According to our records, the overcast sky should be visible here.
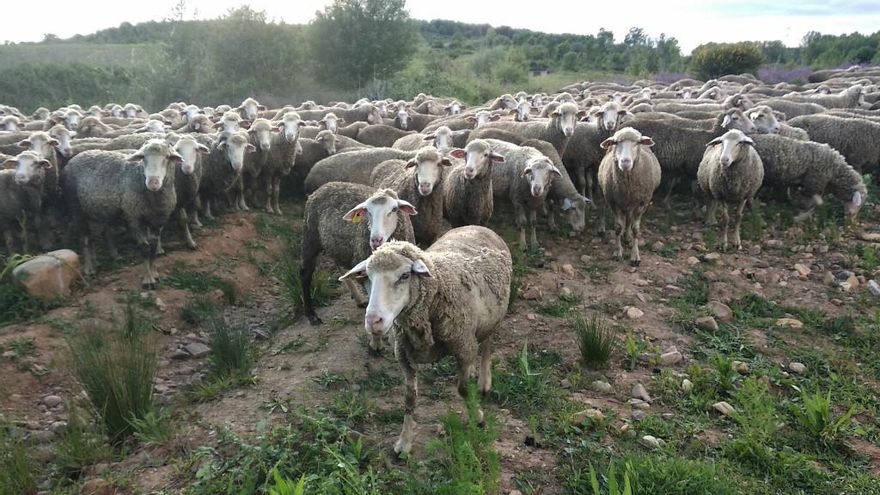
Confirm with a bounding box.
[3,0,879,53]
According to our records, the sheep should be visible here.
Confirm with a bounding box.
[301,182,416,325]
[444,139,506,227]
[782,85,868,109]
[483,102,583,156]
[697,130,764,250]
[62,141,183,288]
[483,140,562,249]
[562,101,633,198]
[750,134,867,221]
[76,117,116,138]
[168,135,210,250]
[297,103,383,127]
[289,132,339,179]
[370,146,453,245]
[70,138,112,157]
[421,110,500,133]
[199,131,256,220]
[104,133,167,152]
[356,124,415,148]
[338,225,511,455]
[1,116,21,132]
[239,118,274,211]
[47,125,75,165]
[597,127,661,265]
[236,97,266,121]
[0,152,52,253]
[261,113,304,214]
[176,114,214,134]
[389,110,439,132]
[786,114,880,172]
[392,126,462,154]
[745,105,810,140]
[487,94,518,110]
[760,98,827,118]
[304,148,418,194]
[216,111,246,133]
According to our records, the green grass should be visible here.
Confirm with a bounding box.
[539,293,581,317]
[792,389,856,447]
[0,254,51,325]
[280,248,338,318]
[130,408,175,447]
[0,424,37,495]
[180,294,220,326]
[66,304,158,444]
[571,313,618,369]
[164,263,237,303]
[1,337,36,359]
[53,405,112,480]
[491,343,564,417]
[191,318,256,402]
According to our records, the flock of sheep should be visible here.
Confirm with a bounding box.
[2,64,880,453]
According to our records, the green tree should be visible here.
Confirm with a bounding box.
[690,42,764,79]
[561,51,579,71]
[308,0,418,89]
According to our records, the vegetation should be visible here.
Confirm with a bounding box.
[572,313,618,369]
[690,42,765,79]
[0,424,37,495]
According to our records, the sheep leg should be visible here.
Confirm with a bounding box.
[36,214,53,252]
[264,176,276,214]
[178,208,198,250]
[455,351,483,425]
[344,278,368,308]
[149,227,162,280]
[190,200,203,229]
[514,204,527,249]
[629,211,642,267]
[613,210,625,260]
[394,359,419,455]
[732,200,746,250]
[203,199,215,221]
[477,339,493,397]
[3,230,16,254]
[301,246,322,325]
[705,200,718,226]
[544,202,558,232]
[272,176,283,215]
[133,228,155,290]
[720,203,730,251]
[81,234,95,277]
[528,209,539,248]
[663,176,680,206]
[597,194,607,235]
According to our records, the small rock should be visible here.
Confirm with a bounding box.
[612,284,626,296]
[789,362,807,374]
[835,270,855,281]
[12,250,80,301]
[845,275,860,290]
[868,280,880,297]
[706,301,733,322]
[252,328,271,340]
[629,399,651,410]
[713,401,736,416]
[652,241,665,251]
[154,298,167,312]
[572,408,605,425]
[591,380,612,393]
[183,342,211,358]
[2,350,16,359]
[732,361,749,374]
[640,435,664,450]
[631,410,647,421]
[30,430,54,443]
[793,263,811,278]
[822,272,836,285]
[170,349,190,360]
[748,245,762,256]
[509,491,524,495]
[580,255,591,263]
[50,421,67,434]
[526,313,537,321]
[695,316,719,331]
[704,253,721,263]
[79,479,116,495]
[686,256,700,266]
[520,286,542,300]
[561,264,576,276]
[632,383,652,403]
[775,318,804,329]
[626,307,644,319]
[42,395,62,408]
[681,379,694,393]
[765,239,783,248]
[560,378,572,389]
[660,349,683,366]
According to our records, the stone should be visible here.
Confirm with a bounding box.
[170,349,190,360]
[520,286,542,300]
[732,361,749,374]
[591,380,612,393]
[704,253,722,263]
[775,318,804,329]
[631,410,647,421]
[2,350,16,359]
[12,250,80,301]
[626,307,644,319]
[30,430,54,443]
[869,280,880,297]
[50,421,67,434]
[572,408,604,425]
[789,362,807,374]
[629,399,651,410]
[660,349,683,366]
[681,379,694,393]
[510,491,524,495]
[640,435,664,450]
[707,301,733,322]
[764,239,783,248]
[559,286,572,297]
[822,272,836,285]
[526,313,537,321]
[845,275,859,290]
[79,479,116,495]
[561,264,576,276]
[560,378,572,389]
[155,298,167,312]
[686,256,700,266]
[580,255,591,263]
[835,270,855,282]
[632,383,652,403]
[42,395,62,408]
[793,263,811,277]
[695,316,719,331]
[713,401,736,416]
[183,342,210,358]
[748,245,762,256]
[612,284,626,296]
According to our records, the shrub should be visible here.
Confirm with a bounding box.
[690,42,764,79]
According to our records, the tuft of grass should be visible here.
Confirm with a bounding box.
[491,343,563,416]
[266,470,306,495]
[589,461,633,495]
[0,424,37,495]
[130,408,175,447]
[0,254,49,325]
[67,304,158,444]
[165,263,236,303]
[793,389,856,447]
[571,313,618,369]
[180,294,219,326]
[279,248,337,318]
[624,333,645,371]
[1,337,36,360]
[54,405,112,479]
[207,318,255,380]
[539,293,581,317]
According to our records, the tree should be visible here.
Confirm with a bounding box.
[690,42,764,79]
[308,0,418,89]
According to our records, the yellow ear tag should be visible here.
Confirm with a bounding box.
[350,212,364,224]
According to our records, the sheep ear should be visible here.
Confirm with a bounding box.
[465,116,476,123]
[741,136,755,147]
[853,191,863,207]
[551,110,561,117]
[298,121,307,127]
[343,202,368,223]
[550,165,562,177]
[706,136,723,147]
[581,194,592,205]
[576,110,587,119]
[423,133,435,141]
[245,143,257,153]
[39,159,52,169]
[599,137,615,150]
[16,140,31,148]
[396,200,418,216]
[440,158,453,167]
[721,115,732,128]
[168,152,184,164]
[449,148,466,159]
[520,166,532,178]
[411,259,432,277]
[128,151,145,162]
[405,159,418,169]
[337,118,346,125]
[258,105,267,111]
[489,152,505,163]
[489,115,501,121]
[639,137,655,147]
[773,111,787,120]
[339,259,369,281]
[197,143,210,153]
[1,159,16,169]
[561,197,573,210]
[276,121,286,130]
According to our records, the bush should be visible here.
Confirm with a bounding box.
[690,42,764,79]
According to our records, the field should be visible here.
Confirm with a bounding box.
[2,183,880,493]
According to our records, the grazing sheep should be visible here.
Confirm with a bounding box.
[356,124,415,147]
[597,127,661,265]
[301,182,416,325]
[745,105,810,140]
[751,134,867,220]
[0,152,52,252]
[786,114,880,172]
[199,131,256,219]
[444,139,506,227]
[370,147,453,245]
[62,141,183,288]
[698,130,764,250]
[338,225,511,455]
[304,148,418,194]
[483,102,583,156]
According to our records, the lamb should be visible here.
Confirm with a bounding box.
[483,140,562,249]
[304,148,418,194]
[356,124,415,147]
[199,131,256,220]
[750,134,867,220]
[338,225,511,455]
[62,141,183,288]
[301,182,416,325]
[787,114,880,172]
[483,102,583,156]
[597,127,661,265]
[443,139,506,227]
[370,147,453,245]
[697,130,764,250]
[0,152,52,253]
[745,105,810,140]
[261,113,304,214]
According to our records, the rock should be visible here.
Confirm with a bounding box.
[629,399,651,410]
[686,256,700,266]
[713,401,736,416]
[732,361,749,374]
[591,380,613,394]
[12,250,80,301]
[704,253,721,263]
[50,421,67,434]
[2,350,16,359]
[526,313,537,321]
[706,301,733,322]
[775,318,804,329]
[559,286,572,297]
[748,245,761,256]
[42,395,62,408]
[170,349,190,360]
[869,280,880,297]
[612,284,626,296]
[652,241,665,251]
[793,263,811,278]
[835,270,855,281]
[79,479,116,495]
[30,430,54,443]
[660,349,683,366]
[640,435,664,450]
[155,298,166,312]
[695,316,719,331]
[572,408,604,425]
[183,342,210,358]
[520,286,542,300]
[509,491,524,495]
[580,255,591,263]
[845,275,859,290]
[560,378,572,389]
[626,307,644,319]
[789,362,807,374]
[631,410,646,421]
[822,272,836,285]
[632,383,652,403]
[681,379,694,393]
[253,328,271,340]
[561,264,576,276]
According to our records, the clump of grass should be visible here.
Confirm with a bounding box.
[67,304,158,444]
[589,461,633,495]
[0,424,37,495]
[624,333,644,371]
[279,248,337,317]
[180,294,219,326]
[266,470,306,495]
[571,313,618,369]
[165,263,236,303]
[793,389,856,446]
[54,405,111,479]
[491,343,563,416]
[0,254,48,325]
[539,293,581,317]
[130,408,174,447]
[192,318,255,402]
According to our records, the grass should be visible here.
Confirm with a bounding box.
[130,408,175,447]
[191,318,255,401]
[66,303,158,444]
[164,263,237,303]
[53,405,112,480]
[0,424,37,495]
[571,313,618,369]
[538,293,581,317]
[491,343,564,417]
[793,389,856,447]
[180,294,220,326]
[0,254,49,325]
[589,461,632,495]
[279,248,338,318]
[1,337,36,359]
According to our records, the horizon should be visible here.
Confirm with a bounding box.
[4,0,880,54]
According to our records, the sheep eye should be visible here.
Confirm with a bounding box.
[391,207,398,213]
[398,272,410,282]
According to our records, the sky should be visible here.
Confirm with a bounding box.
[3,0,880,53]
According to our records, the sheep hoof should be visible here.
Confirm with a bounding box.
[629,259,641,267]
[307,314,323,326]
[188,242,198,251]
[141,280,157,290]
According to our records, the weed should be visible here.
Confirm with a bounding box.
[711,354,738,397]
[491,343,563,416]
[624,333,644,371]
[279,248,337,318]
[793,389,856,446]
[191,374,253,402]
[0,424,37,495]
[266,469,306,495]
[539,293,580,317]
[589,461,633,495]
[313,370,349,389]
[625,455,739,495]
[208,318,254,378]
[571,313,618,369]
[273,335,307,355]
[54,405,112,479]
[130,409,174,446]
[1,337,36,359]
[359,368,401,392]
[165,263,236,303]
[180,295,219,326]
[330,390,373,425]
